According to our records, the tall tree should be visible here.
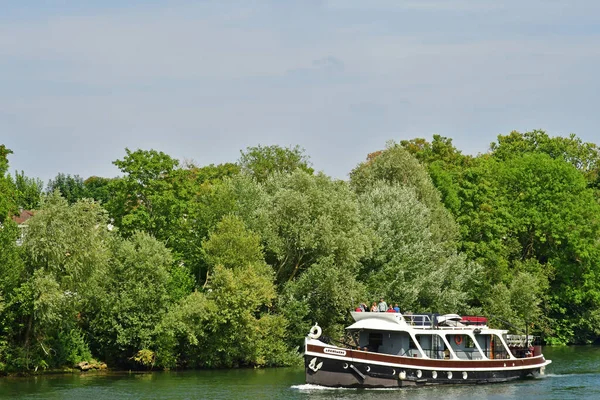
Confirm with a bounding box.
[350,141,459,245]
[248,170,372,283]
[13,193,112,370]
[13,170,43,210]
[0,145,17,222]
[107,148,180,237]
[490,130,600,189]
[46,173,87,204]
[401,135,472,214]
[238,144,313,182]
[83,176,112,204]
[154,217,290,368]
[87,232,173,366]
[357,182,480,313]
[457,153,600,342]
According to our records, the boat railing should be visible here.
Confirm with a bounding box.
[403,314,433,327]
[505,334,539,347]
[403,314,487,330]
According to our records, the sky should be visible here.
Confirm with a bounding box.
[2,0,600,184]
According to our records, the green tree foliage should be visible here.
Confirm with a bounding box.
[350,141,459,244]
[238,144,314,182]
[13,171,43,210]
[401,135,472,214]
[8,193,112,370]
[490,130,600,185]
[0,145,17,222]
[0,220,24,371]
[46,173,87,204]
[87,232,173,366]
[357,182,480,313]
[83,176,113,204]
[454,152,600,342]
[5,132,600,373]
[485,267,548,334]
[280,257,366,345]
[0,145,11,174]
[107,149,240,287]
[253,170,372,283]
[202,215,265,274]
[107,148,180,237]
[155,263,291,368]
[186,162,240,184]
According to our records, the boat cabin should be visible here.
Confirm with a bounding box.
[347,312,524,360]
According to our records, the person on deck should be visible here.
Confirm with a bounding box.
[355,305,363,312]
[386,305,395,313]
[378,298,388,312]
[361,302,369,312]
[370,302,378,312]
[393,303,400,313]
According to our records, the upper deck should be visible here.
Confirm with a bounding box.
[348,311,491,332]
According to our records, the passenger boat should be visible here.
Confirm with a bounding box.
[304,311,551,387]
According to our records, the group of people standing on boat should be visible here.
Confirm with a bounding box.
[355,298,400,313]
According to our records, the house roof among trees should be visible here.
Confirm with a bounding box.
[12,209,34,224]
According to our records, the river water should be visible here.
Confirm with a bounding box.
[1,346,599,399]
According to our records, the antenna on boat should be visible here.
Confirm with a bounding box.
[487,314,521,332]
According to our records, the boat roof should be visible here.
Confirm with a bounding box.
[346,311,507,334]
[346,312,407,331]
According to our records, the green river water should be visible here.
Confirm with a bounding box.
[1,346,599,399]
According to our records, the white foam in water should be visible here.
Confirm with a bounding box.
[291,384,400,391]
[291,384,345,390]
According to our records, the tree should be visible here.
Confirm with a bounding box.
[12,193,112,370]
[46,173,87,204]
[485,269,547,334]
[83,176,112,204]
[0,219,24,372]
[490,130,600,188]
[0,145,17,222]
[239,144,313,182]
[357,182,480,314]
[107,148,180,237]
[13,171,43,210]
[184,162,240,184]
[280,257,366,344]
[350,141,459,244]
[107,150,251,288]
[154,262,291,368]
[202,215,265,274]
[401,135,472,214]
[87,231,172,366]
[250,170,372,283]
[457,153,600,342]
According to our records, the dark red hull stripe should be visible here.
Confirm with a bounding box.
[306,344,546,369]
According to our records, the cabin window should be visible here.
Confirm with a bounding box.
[465,335,475,348]
[493,335,510,359]
[367,332,383,352]
[409,336,418,349]
[368,332,383,346]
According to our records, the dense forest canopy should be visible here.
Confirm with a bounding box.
[1,130,600,373]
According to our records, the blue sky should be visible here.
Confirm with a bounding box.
[2,0,600,183]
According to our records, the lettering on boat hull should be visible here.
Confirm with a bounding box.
[324,348,347,357]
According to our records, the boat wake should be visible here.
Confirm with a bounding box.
[291,384,400,391]
[541,373,564,378]
[542,372,600,378]
[291,384,343,391]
